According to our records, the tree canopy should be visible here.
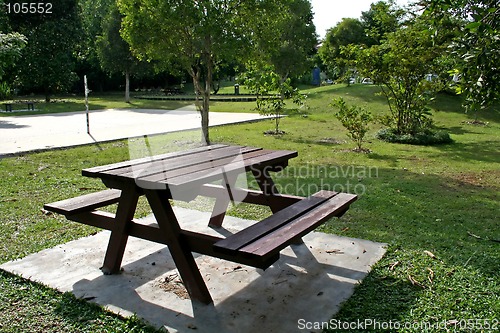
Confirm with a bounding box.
[96,3,151,102]
[119,0,316,144]
[7,0,83,101]
[424,0,500,119]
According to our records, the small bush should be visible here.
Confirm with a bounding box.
[331,97,372,151]
[377,128,453,145]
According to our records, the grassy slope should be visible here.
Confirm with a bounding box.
[0,84,498,332]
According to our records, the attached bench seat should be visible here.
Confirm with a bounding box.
[214,190,357,269]
[43,189,122,216]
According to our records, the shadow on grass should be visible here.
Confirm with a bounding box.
[0,269,160,333]
[432,140,500,164]
[274,166,499,277]
[432,93,500,123]
[306,84,386,106]
[284,166,499,331]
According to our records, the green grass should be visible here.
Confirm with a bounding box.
[0,84,498,332]
[0,92,257,117]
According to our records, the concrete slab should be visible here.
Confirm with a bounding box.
[0,207,386,333]
[0,108,271,156]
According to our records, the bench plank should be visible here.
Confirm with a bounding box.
[213,190,338,253]
[241,193,357,258]
[43,189,121,215]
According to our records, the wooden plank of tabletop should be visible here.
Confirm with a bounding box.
[160,150,298,188]
[83,144,228,177]
[136,148,273,184]
[108,146,261,179]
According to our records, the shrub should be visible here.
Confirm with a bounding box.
[377,128,453,145]
[331,97,372,151]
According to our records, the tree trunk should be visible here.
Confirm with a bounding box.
[202,60,212,145]
[190,67,210,146]
[44,86,50,103]
[125,70,130,103]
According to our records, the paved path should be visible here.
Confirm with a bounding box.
[0,107,269,156]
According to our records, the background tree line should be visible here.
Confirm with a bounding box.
[0,0,317,106]
[1,0,497,141]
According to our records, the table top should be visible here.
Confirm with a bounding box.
[83,144,297,191]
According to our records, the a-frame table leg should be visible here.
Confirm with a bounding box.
[208,172,238,228]
[101,184,140,274]
[144,189,213,304]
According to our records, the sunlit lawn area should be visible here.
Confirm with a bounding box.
[0,84,498,332]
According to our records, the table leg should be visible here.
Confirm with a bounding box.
[251,167,290,213]
[101,185,140,274]
[208,172,238,228]
[145,189,213,305]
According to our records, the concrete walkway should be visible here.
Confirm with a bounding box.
[1,207,387,333]
[0,107,270,156]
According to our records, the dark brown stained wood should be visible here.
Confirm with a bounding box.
[240,193,358,259]
[144,189,213,304]
[104,145,257,178]
[43,189,121,215]
[213,190,338,253]
[199,184,303,206]
[162,150,298,189]
[67,210,116,230]
[132,147,268,184]
[101,184,140,275]
[67,212,278,269]
[82,144,228,177]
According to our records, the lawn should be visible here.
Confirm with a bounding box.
[0,84,498,332]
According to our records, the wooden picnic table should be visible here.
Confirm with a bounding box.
[44,144,357,304]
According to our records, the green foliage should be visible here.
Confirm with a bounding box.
[0,31,26,99]
[7,0,82,101]
[0,81,12,99]
[425,0,500,120]
[331,97,372,150]
[0,32,27,80]
[376,127,453,145]
[118,0,315,144]
[243,65,306,134]
[96,3,152,102]
[261,0,317,80]
[355,19,446,136]
[318,18,368,79]
[361,0,405,45]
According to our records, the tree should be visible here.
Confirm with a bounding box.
[355,19,445,135]
[78,0,115,92]
[425,0,500,121]
[96,4,151,102]
[243,65,306,134]
[263,0,317,82]
[7,0,82,102]
[361,0,404,45]
[319,18,368,80]
[242,0,315,134]
[118,0,261,144]
[0,32,26,99]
